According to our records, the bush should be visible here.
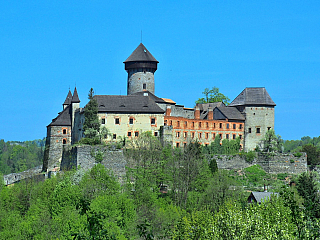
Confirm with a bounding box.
[243,151,256,163]
[290,159,295,164]
[293,152,302,158]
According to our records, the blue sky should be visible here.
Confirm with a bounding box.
[1,1,320,141]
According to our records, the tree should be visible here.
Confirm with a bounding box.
[296,172,320,218]
[301,144,320,167]
[195,87,230,105]
[260,129,283,153]
[82,88,100,143]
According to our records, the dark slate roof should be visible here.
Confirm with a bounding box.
[71,87,80,103]
[215,106,245,121]
[92,95,165,113]
[63,90,72,105]
[197,102,225,112]
[48,105,72,127]
[229,88,276,107]
[124,43,158,63]
[132,91,166,103]
[249,192,279,204]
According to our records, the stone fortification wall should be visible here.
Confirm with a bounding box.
[210,152,307,174]
[61,146,127,182]
[3,165,44,186]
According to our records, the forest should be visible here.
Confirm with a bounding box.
[1,134,320,239]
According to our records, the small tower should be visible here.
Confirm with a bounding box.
[124,43,158,95]
[229,88,276,151]
[71,87,80,131]
[63,90,72,110]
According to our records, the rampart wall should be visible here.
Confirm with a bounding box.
[210,152,307,174]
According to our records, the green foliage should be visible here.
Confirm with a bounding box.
[195,86,230,105]
[241,150,256,163]
[294,152,302,157]
[260,129,284,153]
[0,139,45,174]
[297,172,320,219]
[83,88,100,140]
[203,136,241,155]
[301,144,320,167]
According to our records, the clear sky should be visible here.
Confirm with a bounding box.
[1,1,320,141]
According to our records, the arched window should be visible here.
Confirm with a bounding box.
[63,139,67,144]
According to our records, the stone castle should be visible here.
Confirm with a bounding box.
[43,43,276,172]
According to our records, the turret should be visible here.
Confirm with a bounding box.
[63,90,72,110]
[71,87,80,132]
[124,43,158,95]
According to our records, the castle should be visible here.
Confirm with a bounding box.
[43,43,276,172]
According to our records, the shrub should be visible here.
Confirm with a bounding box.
[290,159,295,164]
[293,152,302,158]
[244,151,256,163]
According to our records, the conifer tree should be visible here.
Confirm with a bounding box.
[83,88,100,140]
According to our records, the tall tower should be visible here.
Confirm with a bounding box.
[229,88,276,151]
[124,43,158,95]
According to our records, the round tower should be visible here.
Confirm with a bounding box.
[124,43,158,95]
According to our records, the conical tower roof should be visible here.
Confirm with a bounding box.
[71,87,80,103]
[63,90,72,105]
[124,43,158,63]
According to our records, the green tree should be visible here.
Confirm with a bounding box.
[83,88,100,141]
[195,87,230,105]
[260,129,283,153]
[296,172,320,219]
[301,144,320,167]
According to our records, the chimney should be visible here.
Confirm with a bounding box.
[166,106,171,116]
[208,107,213,120]
[194,106,200,119]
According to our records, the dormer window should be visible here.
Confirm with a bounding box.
[143,83,146,90]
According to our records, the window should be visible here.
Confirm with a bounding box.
[267,127,271,131]
[115,118,120,124]
[177,121,180,127]
[127,132,132,137]
[199,133,202,139]
[233,124,236,129]
[101,118,105,124]
[176,142,180,148]
[205,133,209,139]
[226,123,229,129]
[192,122,195,128]
[62,139,67,144]
[143,83,146,90]
[151,118,156,125]
[192,132,195,138]
[239,135,242,139]
[113,134,117,139]
[129,118,133,124]
[233,134,236,139]
[206,122,209,128]
[184,143,187,148]
[184,132,187,138]
[219,134,222,139]
[248,128,252,133]
[170,120,172,125]
[219,123,222,128]
[256,127,261,134]
[63,129,67,134]
[185,121,187,127]
[213,123,216,128]
[213,133,216,139]
[226,134,229,139]
[199,122,202,128]
[154,132,158,137]
[164,120,167,126]
[239,124,242,129]
[176,132,180,138]
[135,132,139,137]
